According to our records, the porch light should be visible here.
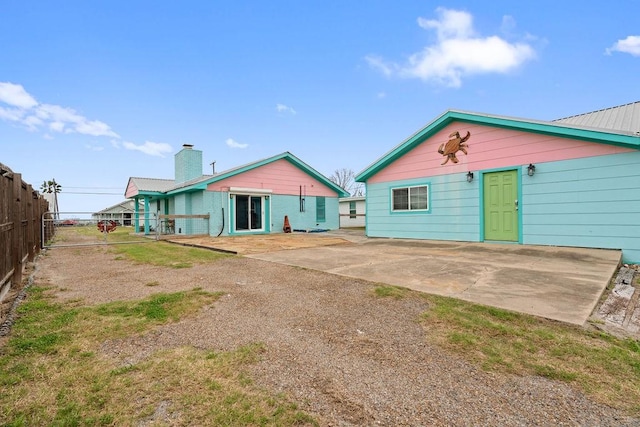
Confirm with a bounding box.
[466,171,474,183]
[527,164,536,176]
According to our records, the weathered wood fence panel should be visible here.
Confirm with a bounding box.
[0,163,52,304]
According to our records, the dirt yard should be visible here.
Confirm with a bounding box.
[17,238,640,426]
[165,232,353,254]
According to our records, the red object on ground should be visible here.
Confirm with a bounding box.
[97,220,117,233]
[283,216,291,233]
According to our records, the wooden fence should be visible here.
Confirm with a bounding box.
[0,163,52,304]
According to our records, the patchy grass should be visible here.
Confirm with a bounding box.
[421,294,640,415]
[0,286,317,426]
[111,241,230,268]
[373,285,409,300]
[61,226,148,243]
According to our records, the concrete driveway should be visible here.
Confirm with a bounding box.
[247,231,622,325]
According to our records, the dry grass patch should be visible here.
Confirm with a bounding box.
[419,294,640,415]
[111,241,230,268]
[0,285,317,426]
[373,285,640,415]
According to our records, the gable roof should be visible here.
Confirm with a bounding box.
[125,177,177,200]
[94,200,144,214]
[127,152,349,198]
[356,106,640,182]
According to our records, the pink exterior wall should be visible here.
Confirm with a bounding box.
[369,122,635,183]
[124,180,138,198]
[207,159,337,196]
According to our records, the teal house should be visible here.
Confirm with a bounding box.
[356,102,640,263]
[125,145,348,236]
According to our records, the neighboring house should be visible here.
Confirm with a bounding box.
[92,200,144,225]
[125,145,349,236]
[356,102,640,263]
[41,192,58,217]
[338,196,366,228]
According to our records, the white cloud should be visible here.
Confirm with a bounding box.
[0,82,120,138]
[122,141,173,157]
[37,103,119,137]
[22,115,44,131]
[367,8,536,88]
[0,106,25,122]
[226,138,248,149]
[49,121,66,133]
[0,82,38,108]
[364,55,394,77]
[85,144,105,152]
[606,35,640,56]
[276,103,297,115]
[0,82,181,158]
[417,8,474,39]
[75,119,118,137]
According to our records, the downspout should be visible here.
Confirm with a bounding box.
[216,208,225,237]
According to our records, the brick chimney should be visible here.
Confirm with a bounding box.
[175,144,203,184]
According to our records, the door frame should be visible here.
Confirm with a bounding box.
[228,190,272,235]
[478,167,523,243]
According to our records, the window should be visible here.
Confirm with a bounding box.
[349,201,357,219]
[316,196,326,222]
[392,185,429,211]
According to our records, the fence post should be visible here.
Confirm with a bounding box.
[11,173,23,287]
[26,185,36,262]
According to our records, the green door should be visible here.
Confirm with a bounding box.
[483,170,518,241]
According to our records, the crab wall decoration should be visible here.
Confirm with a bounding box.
[438,131,471,165]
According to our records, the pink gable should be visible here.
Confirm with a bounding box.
[208,159,337,196]
[369,122,635,184]
[125,180,138,198]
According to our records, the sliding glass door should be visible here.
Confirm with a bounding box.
[234,195,263,231]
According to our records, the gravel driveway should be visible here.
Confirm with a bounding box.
[36,243,639,426]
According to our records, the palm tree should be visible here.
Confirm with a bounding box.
[40,179,62,219]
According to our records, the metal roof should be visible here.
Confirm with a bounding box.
[94,199,143,214]
[554,101,640,136]
[128,177,175,193]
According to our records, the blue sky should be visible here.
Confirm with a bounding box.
[1,1,639,214]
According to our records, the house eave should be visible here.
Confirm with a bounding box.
[166,152,350,198]
[356,109,640,182]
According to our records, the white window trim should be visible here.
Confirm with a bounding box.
[391,184,430,212]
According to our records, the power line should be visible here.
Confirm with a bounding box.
[64,186,123,190]
[63,191,123,195]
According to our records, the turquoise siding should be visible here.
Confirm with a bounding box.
[367,151,640,263]
[522,152,640,263]
[165,191,339,237]
[175,148,203,184]
[366,175,480,241]
[206,191,227,236]
[270,195,339,232]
